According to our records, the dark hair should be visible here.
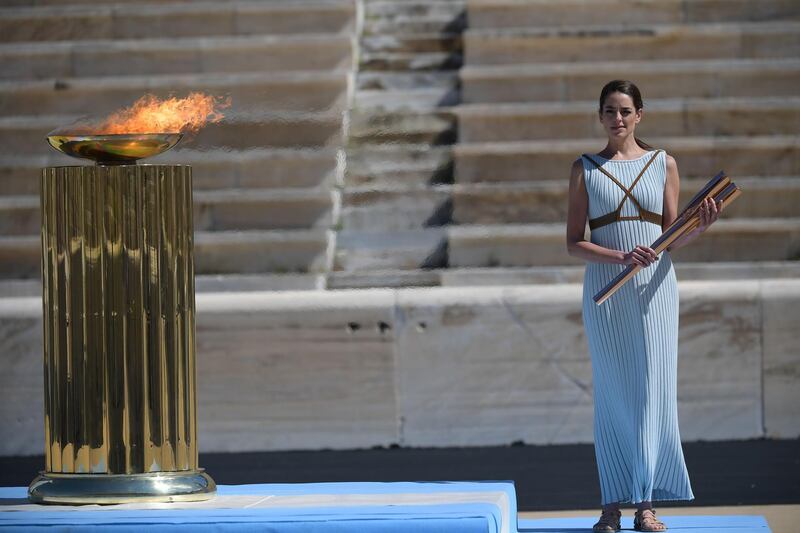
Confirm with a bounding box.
[599,80,652,150]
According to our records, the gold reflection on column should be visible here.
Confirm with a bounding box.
[29,165,215,504]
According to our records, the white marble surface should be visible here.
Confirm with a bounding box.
[395,285,594,447]
[676,281,763,441]
[0,281,798,456]
[762,280,800,438]
[195,290,398,452]
[0,307,42,456]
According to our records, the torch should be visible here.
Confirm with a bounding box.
[593,172,742,306]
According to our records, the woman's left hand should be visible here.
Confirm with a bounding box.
[697,196,723,231]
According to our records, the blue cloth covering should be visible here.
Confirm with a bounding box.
[0,484,771,532]
[0,482,515,533]
[518,514,770,532]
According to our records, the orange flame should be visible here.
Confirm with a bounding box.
[95,93,229,134]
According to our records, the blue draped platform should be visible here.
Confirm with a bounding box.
[0,481,516,532]
[0,482,771,532]
[518,515,771,532]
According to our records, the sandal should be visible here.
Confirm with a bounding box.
[593,508,621,532]
[634,508,667,531]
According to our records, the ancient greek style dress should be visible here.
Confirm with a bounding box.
[581,150,694,505]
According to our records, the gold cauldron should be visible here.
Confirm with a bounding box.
[29,133,216,504]
[46,133,182,165]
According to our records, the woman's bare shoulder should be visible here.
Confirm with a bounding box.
[570,157,585,177]
[663,152,678,172]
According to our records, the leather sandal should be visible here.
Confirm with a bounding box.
[593,508,621,532]
[634,508,667,531]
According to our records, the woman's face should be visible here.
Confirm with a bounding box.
[599,91,642,140]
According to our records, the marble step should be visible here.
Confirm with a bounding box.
[357,71,459,92]
[189,271,326,291]
[0,112,344,156]
[354,72,461,111]
[344,162,454,189]
[0,188,335,236]
[337,177,799,231]
[359,31,463,72]
[454,136,800,182]
[448,218,800,268]
[184,227,329,274]
[0,70,349,117]
[326,268,442,289]
[363,2,466,35]
[442,261,800,286]
[467,0,800,29]
[360,51,463,72]
[349,109,457,146]
[0,148,338,196]
[334,218,800,271]
[5,258,798,293]
[4,0,351,5]
[333,228,448,271]
[451,177,800,224]
[0,1,355,43]
[365,17,467,36]
[361,33,462,54]
[355,88,461,111]
[461,58,800,104]
[140,147,341,191]
[457,97,800,142]
[465,21,800,65]
[0,33,353,80]
[365,1,465,20]
[345,144,453,187]
[188,113,343,150]
[0,272,325,298]
[327,260,800,289]
[0,228,330,278]
[340,185,452,231]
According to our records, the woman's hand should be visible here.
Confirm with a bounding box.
[697,196,723,231]
[623,245,659,267]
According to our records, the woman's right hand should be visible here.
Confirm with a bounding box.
[623,245,659,267]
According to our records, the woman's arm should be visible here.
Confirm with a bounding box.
[663,154,723,251]
[566,158,658,267]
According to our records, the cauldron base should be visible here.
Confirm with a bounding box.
[28,470,216,505]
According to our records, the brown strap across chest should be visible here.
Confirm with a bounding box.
[582,150,663,231]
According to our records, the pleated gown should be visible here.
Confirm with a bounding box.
[581,150,694,505]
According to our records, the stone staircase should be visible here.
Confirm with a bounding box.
[334,0,800,288]
[332,0,466,288]
[452,0,800,276]
[0,0,355,288]
[1,0,799,292]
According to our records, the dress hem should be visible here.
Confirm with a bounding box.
[601,494,695,506]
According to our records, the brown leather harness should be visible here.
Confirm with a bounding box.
[582,150,663,231]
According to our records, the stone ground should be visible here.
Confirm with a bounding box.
[1,439,797,522]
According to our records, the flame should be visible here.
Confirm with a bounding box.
[94,93,229,135]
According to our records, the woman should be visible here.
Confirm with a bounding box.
[566,80,722,532]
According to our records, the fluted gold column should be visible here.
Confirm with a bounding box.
[28,164,215,504]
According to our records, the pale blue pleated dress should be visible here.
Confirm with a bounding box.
[581,150,694,505]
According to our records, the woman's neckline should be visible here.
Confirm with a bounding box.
[592,150,653,162]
